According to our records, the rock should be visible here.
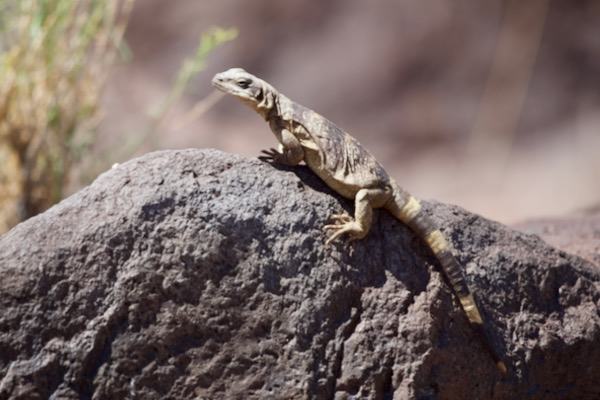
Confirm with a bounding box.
[1,148,599,400]
[514,212,600,268]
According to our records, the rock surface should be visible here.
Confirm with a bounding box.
[514,212,600,268]
[1,148,599,400]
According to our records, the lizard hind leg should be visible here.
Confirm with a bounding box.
[323,187,389,245]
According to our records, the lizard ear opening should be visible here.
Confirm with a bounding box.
[257,84,274,111]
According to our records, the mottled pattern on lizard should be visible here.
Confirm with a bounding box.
[212,67,506,373]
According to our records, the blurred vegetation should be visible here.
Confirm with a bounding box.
[151,26,238,122]
[0,0,236,235]
[113,26,238,156]
[0,0,134,234]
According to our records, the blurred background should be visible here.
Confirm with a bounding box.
[1,0,599,235]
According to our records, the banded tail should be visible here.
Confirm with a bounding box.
[388,185,506,373]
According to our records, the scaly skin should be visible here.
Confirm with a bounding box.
[212,67,506,373]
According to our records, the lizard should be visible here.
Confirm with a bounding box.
[212,67,507,373]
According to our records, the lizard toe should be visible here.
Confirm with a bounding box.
[322,223,346,231]
[328,214,354,223]
[325,229,347,245]
[258,148,280,161]
[323,221,366,244]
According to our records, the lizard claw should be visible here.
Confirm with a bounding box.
[324,229,347,245]
[326,213,354,224]
[323,214,364,245]
[323,213,353,233]
[258,148,280,162]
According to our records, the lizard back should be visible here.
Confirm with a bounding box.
[274,96,391,197]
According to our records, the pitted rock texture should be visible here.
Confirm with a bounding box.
[1,148,599,400]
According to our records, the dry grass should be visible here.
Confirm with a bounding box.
[0,0,134,234]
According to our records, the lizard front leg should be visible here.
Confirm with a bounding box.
[323,187,392,245]
[259,128,304,166]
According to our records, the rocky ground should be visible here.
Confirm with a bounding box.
[1,149,598,399]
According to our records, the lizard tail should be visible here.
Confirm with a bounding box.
[387,187,507,373]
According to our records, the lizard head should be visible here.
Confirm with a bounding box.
[212,68,275,118]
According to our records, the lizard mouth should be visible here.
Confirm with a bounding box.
[212,74,247,98]
[211,74,228,91]
[212,75,256,105]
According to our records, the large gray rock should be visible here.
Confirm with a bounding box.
[1,149,599,399]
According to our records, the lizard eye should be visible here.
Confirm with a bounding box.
[236,78,251,89]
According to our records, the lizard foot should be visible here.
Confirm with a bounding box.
[323,214,365,245]
[258,148,280,162]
